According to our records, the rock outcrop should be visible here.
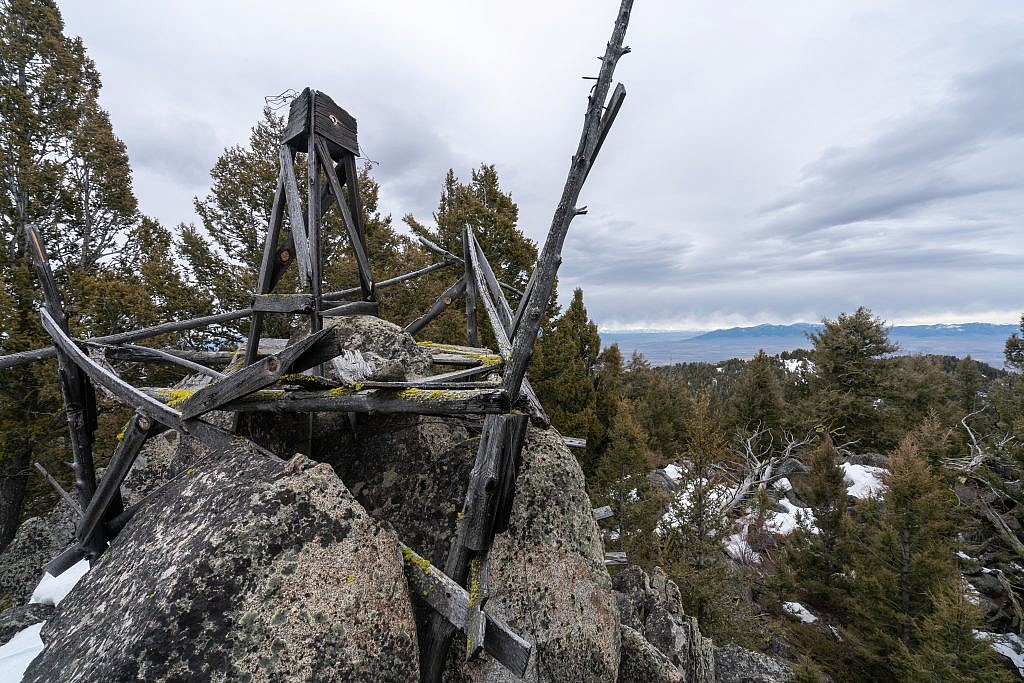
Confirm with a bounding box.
[23,440,420,682]
[714,645,793,683]
[613,565,715,683]
[0,505,75,609]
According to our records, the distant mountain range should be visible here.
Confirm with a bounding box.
[601,323,1017,368]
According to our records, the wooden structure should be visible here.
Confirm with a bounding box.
[0,1,634,679]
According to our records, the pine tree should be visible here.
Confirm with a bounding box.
[844,435,960,678]
[893,581,1013,682]
[725,349,786,453]
[807,307,897,451]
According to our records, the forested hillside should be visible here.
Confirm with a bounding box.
[2,1,1023,680]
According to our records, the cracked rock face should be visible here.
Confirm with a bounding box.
[23,439,419,683]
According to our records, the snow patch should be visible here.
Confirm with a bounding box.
[976,631,1024,676]
[783,601,819,623]
[773,477,793,493]
[30,559,89,606]
[840,463,886,499]
[766,498,816,536]
[725,531,760,564]
[663,463,683,482]
[0,622,45,681]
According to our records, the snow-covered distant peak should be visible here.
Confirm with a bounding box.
[841,463,887,499]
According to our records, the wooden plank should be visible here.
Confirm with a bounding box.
[404,278,466,336]
[604,551,628,566]
[148,385,513,417]
[320,301,379,318]
[593,505,614,521]
[316,136,374,300]
[179,327,332,420]
[25,226,100,521]
[251,293,315,314]
[33,463,83,518]
[307,111,323,339]
[45,543,88,577]
[0,308,254,370]
[400,543,531,677]
[463,227,478,347]
[501,0,633,405]
[583,83,626,183]
[472,237,512,332]
[322,258,458,301]
[420,363,503,384]
[562,436,587,449]
[245,175,286,370]
[280,145,312,286]
[282,87,310,147]
[76,413,160,550]
[313,91,359,157]
[430,353,485,367]
[342,152,367,247]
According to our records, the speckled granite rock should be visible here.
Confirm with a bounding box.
[23,439,419,682]
[618,625,684,683]
[0,504,76,608]
[614,566,715,683]
[321,315,434,380]
[0,602,53,642]
[714,645,792,683]
[450,426,620,683]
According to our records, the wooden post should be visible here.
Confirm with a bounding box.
[245,176,286,368]
[501,0,633,403]
[463,227,478,347]
[23,226,102,553]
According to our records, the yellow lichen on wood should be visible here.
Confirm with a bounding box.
[397,388,463,401]
[417,341,502,366]
[155,388,196,408]
[467,557,482,608]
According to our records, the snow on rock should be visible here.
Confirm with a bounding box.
[663,463,683,483]
[29,559,89,606]
[766,498,816,536]
[841,462,887,499]
[976,631,1024,676]
[0,622,45,681]
[783,601,819,623]
[773,477,793,493]
[725,531,760,564]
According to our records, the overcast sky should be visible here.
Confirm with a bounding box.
[59,1,1024,330]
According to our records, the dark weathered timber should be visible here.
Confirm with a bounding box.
[282,87,311,147]
[356,380,500,390]
[251,293,315,314]
[471,236,511,332]
[584,82,626,183]
[420,363,503,384]
[342,152,367,246]
[45,543,88,577]
[33,463,83,518]
[150,386,514,417]
[76,413,161,550]
[95,344,226,379]
[400,543,530,676]
[180,327,332,420]
[604,551,628,566]
[280,145,313,286]
[307,112,324,339]
[502,0,633,403]
[491,415,529,537]
[562,436,587,449]
[0,308,253,370]
[283,89,358,156]
[418,236,524,298]
[245,175,287,369]
[40,309,181,427]
[316,136,374,300]
[404,278,467,335]
[429,352,487,367]
[422,413,528,680]
[322,258,458,301]
[463,227,479,347]
[466,557,488,660]
[593,505,614,521]
[465,235,548,423]
[320,301,379,317]
[25,226,101,523]
[269,235,296,291]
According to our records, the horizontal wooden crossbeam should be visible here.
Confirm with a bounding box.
[399,543,530,677]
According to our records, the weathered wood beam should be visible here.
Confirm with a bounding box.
[342,152,367,246]
[0,308,254,370]
[146,385,513,417]
[280,144,313,286]
[45,544,88,577]
[405,278,466,336]
[38,308,234,452]
[418,236,523,298]
[245,175,287,369]
[322,258,459,301]
[33,463,83,518]
[308,111,324,335]
[316,136,374,300]
[91,344,226,380]
[583,82,626,183]
[420,363,503,384]
[76,413,162,551]
[429,353,487,367]
[502,0,633,403]
[251,293,315,314]
[180,327,332,420]
[604,551,628,566]
[463,227,479,347]
[320,301,379,318]
[400,543,530,678]
[562,436,587,449]
[25,226,100,529]
[593,505,614,521]
[471,238,511,333]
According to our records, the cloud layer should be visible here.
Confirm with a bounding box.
[59,0,1024,329]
